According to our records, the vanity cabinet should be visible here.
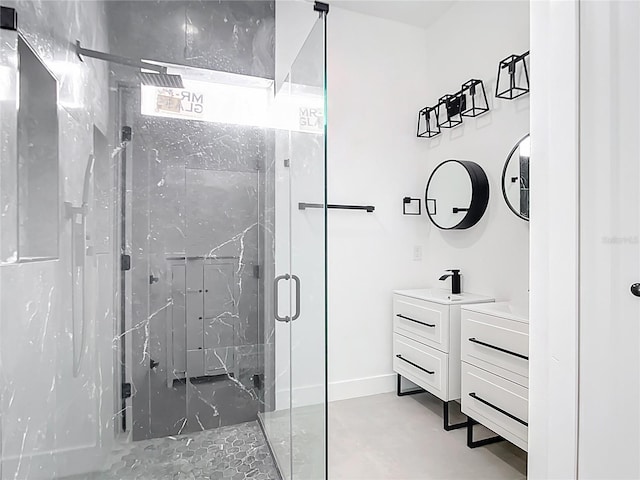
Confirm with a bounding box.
[460,303,529,451]
[392,289,494,429]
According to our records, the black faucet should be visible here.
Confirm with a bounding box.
[439,269,461,294]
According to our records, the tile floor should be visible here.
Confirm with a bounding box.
[329,392,527,480]
[65,421,279,480]
[259,405,325,479]
[64,392,526,480]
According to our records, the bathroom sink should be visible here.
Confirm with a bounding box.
[461,301,529,323]
[393,288,494,306]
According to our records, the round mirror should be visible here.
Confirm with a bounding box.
[502,134,530,221]
[425,160,489,230]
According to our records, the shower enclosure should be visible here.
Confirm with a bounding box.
[0,1,327,479]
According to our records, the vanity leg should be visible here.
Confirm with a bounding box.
[466,417,504,448]
[396,374,425,397]
[443,400,468,431]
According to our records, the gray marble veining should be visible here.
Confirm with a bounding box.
[1,1,278,478]
[62,421,279,480]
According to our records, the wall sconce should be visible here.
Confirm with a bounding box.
[437,93,465,128]
[496,51,530,100]
[460,79,489,117]
[417,105,440,138]
[402,197,421,215]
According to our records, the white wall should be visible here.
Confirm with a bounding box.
[420,0,530,310]
[327,7,431,400]
[528,1,579,478]
[275,0,318,93]
[327,1,530,401]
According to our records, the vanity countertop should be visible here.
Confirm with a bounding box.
[393,288,495,306]
[461,301,529,324]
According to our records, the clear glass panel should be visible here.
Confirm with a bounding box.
[289,18,327,480]
[579,1,640,476]
[258,112,293,479]
[259,16,327,480]
[0,2,325,480]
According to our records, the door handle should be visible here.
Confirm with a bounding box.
[274,274,290,322]
[631,283,640,297]
[291,275,301,321]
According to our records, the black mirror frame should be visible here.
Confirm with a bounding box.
[501,134,530,222]
[425,159,490,230]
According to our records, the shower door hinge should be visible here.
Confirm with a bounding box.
[253,265,261,279]
[121,126,132,142]
[314,1,329,14]
[284,158,290,168]
[121,254,131,271]
[121,382,132,399]
[0,6,17,30]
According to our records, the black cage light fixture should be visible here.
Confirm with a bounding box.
[460,79,489,117]
[417,105,440,138]
[437,93,465,128]
[496,51,530,100]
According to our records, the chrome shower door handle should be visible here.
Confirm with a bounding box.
[274,274,291,322]
[291,275,301,321]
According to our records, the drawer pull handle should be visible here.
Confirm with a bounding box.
[395,354,434,375]
[468,392,528,426]
[396,314,435,328]
[468,338,528,360]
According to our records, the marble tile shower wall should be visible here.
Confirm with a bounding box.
[0,0,276,478]
[124,94,276,440]
[107,1,275,79]
[108,1,276,442]
[0,1,114,479]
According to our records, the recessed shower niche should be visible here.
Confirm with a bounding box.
[17,35,59,261]
[425,160,489,230]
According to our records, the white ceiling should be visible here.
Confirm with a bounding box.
[329,1,457,29]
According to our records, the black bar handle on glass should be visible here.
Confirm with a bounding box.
[396,314,435,328]
[468,338,529,360]
[273,274,290,322]
[298,203,375,213]
[395,354,434,375]
[291,275,301,321]
[468,392,528,426]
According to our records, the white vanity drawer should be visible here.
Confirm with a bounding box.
[393,333,448,401]
[461,311,529,385]
[393,295,450,352]
[461,363,528,451]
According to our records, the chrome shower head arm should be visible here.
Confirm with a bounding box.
[75,40,166,74]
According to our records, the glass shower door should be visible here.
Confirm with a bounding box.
[288,17,327,480]
[261,12,327,480]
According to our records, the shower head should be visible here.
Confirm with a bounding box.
[75,41,184,89]
[138,71,184,89]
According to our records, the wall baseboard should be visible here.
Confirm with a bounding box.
[329,373,396,402]
[276,373,397,409]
